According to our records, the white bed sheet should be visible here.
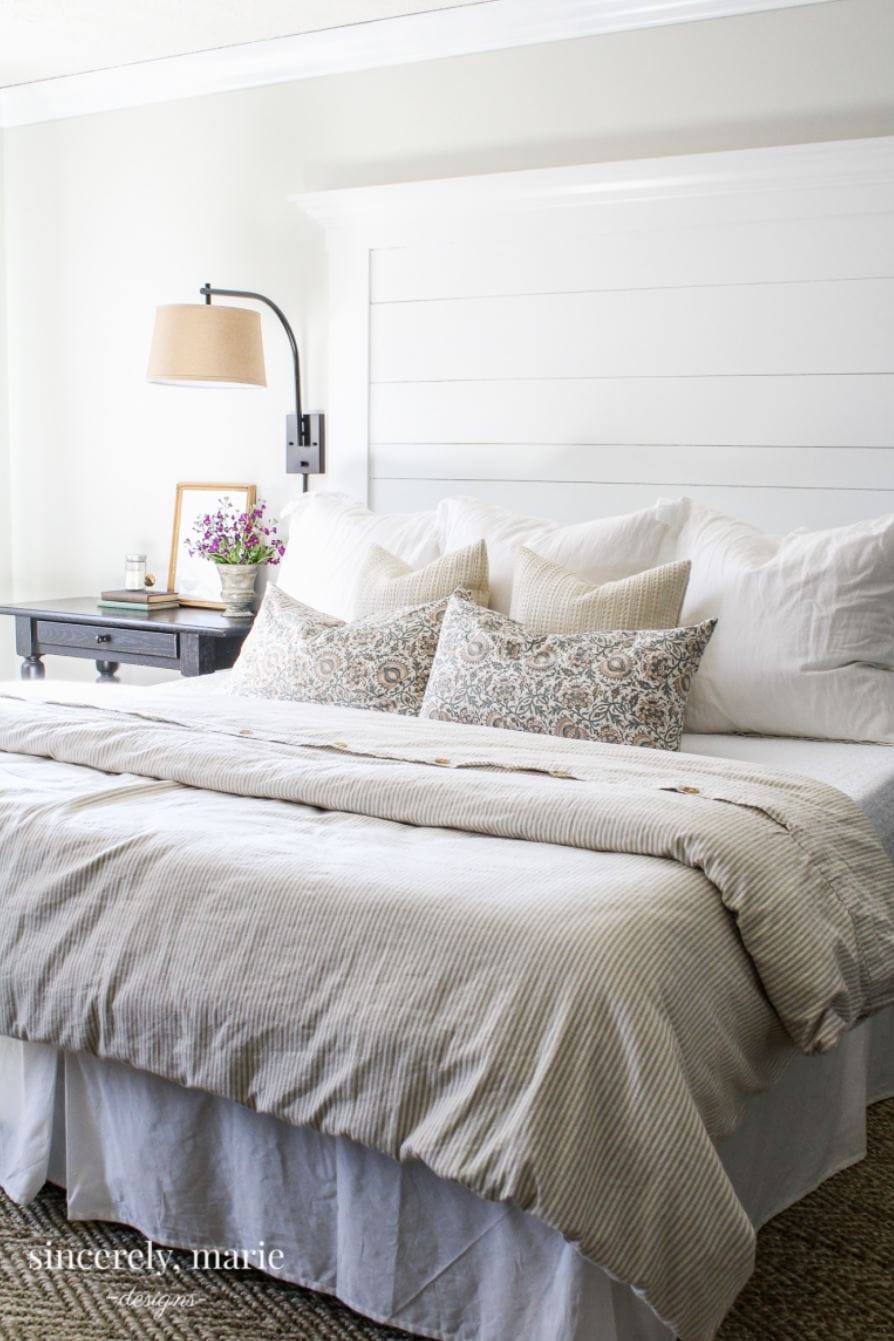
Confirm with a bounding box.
[1,674,893,1341]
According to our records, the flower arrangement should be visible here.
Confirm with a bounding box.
[187,497,285,567]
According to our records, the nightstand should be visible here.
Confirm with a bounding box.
[0,598,251,681]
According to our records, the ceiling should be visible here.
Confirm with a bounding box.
[0,0,841,128]
[0,0,489,88]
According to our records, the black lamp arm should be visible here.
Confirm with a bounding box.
[200,282,324,487]
[200,283,302,426]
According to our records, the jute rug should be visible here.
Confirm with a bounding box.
[0,1100,891,1341]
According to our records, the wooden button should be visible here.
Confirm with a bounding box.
[238,728,253,736]
[433,757,451,766]
[333,741,349,749]
[551,768,571,778]
[680,785,701,795]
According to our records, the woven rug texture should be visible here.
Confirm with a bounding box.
[0,1098,891,1341]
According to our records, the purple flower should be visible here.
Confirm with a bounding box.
[185,494,284,565]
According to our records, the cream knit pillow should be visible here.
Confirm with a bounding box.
[354,540,489,617]
[436,495,686,613]
[510,549,691,634]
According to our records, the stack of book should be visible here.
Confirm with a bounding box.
[98,589,180,613]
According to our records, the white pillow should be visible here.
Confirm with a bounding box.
[278,492,440,619]
[436,496,687,614]
[676,501,894,743]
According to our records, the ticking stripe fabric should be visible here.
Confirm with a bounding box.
[353,540,489,617]
[0,686,892,1341]
[509,550,692,634]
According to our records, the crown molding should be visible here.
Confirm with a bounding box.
[0,0,838,130]
[291,135,894,243]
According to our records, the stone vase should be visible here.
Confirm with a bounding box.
[216,563,259,619]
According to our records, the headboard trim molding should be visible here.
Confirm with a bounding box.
[293,136,894,242]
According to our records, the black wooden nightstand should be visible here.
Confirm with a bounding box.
[0,598,251,681]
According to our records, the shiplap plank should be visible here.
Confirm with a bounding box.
[371,213,894,303]
[370,375,894,449]
[370,280,894,382]
[370,478,894,533]
[319,143,894,533]
[370,444,894,491]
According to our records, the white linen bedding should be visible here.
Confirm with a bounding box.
[0,681,889,1341]
[673,502,894,743]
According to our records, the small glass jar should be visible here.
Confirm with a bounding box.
[124,553,147,590]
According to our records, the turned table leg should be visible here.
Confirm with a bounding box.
[20,655,45,680]
[95,660,121,682]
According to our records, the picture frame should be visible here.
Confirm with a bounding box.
[168,482,257,609]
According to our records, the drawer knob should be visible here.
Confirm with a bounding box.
[95,634,112,644]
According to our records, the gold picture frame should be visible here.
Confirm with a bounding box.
[168,482,257,609]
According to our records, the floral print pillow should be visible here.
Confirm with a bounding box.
[420,593,716,750]
[227,583,451,714]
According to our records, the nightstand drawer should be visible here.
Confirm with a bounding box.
[35,621,179,659]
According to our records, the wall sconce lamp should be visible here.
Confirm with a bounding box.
[147,283,325,492]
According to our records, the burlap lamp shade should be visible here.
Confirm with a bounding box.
[147,304,267,388]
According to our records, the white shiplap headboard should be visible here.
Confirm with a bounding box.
[293,137,894,532]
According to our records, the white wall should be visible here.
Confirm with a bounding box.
[1,0,893,679]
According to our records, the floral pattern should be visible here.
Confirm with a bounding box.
[227,583,452,714]
[420,594,716,750]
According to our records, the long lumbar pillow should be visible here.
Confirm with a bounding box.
[675,501,894,744]
[227,583,451,714]
[510,549,691,634]
[354,540,489,617]
[421,591,715,751]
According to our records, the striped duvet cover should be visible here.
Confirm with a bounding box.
[0,685,892,1340]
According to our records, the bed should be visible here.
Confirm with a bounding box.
[0,667,893,1341]
[3,136,894,1341]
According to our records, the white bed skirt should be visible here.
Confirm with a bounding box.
[1,1012,893,1341]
